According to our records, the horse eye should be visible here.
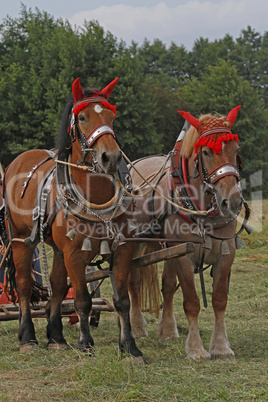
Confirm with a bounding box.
[202,149,210,157]
[79,115,85,122]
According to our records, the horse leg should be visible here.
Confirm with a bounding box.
[64,254,93,351]
[157,260,179,339]
[46,251,68,349]
[113,244,144,363]
[12,242,38,352]
[209,252,235,359]
[128,267,148,338]
[178,257,211,359]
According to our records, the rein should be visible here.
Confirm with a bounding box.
[121,151,208,216]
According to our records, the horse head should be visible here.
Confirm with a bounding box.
[178,106,243,219]
[69,77,121,175]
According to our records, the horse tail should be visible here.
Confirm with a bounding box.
[4,245,49,303]
[138,246,162,317]
[4,246,17,303]
[0,208,16,302]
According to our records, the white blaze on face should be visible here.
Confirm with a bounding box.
[94,104,104,114]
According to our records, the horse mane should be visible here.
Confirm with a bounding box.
[180,113,231,158]
[57,87,95,159]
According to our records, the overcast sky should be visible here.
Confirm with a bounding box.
[1,0,267,49]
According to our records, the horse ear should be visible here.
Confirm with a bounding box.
[100,78,119,99]
[226,105,241,127]
[177,110,201,130]
[72,78,84,102]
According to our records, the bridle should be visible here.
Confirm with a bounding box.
[171,144,243,222]
[69,101,117,171]
[198,149,240,186]
[197,149,242,212]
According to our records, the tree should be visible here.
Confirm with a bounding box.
[230,26,262,85]
[0,6,78,165]
[189,34,236,78]
[257,31,268,108]
[108,47,162,159]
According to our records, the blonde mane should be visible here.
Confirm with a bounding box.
[180,113,231,158]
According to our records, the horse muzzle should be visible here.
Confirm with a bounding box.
[101,149,122,175]
[218,194,242,218]
[205,163,242,218]
[85,124,122,175]
[215,178,243,218]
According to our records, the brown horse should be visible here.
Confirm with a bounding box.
[4,77,143,361]
[128,106,250,359]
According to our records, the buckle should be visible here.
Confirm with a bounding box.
[32,206,40,221]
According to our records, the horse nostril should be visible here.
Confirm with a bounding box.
[102,152,110,166]
[220,199,229,214]
[101,150,122,173]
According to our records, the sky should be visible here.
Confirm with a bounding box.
[1,0,267,49]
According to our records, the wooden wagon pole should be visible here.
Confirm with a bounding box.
[83,242,195,284]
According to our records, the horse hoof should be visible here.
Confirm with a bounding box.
[156,327,179,340]
[186,348,211,360]
[19,343,38,353]
[210,350,235,360]
[77,345,95,356]
[47,342,68,351]
[132,328,148,339]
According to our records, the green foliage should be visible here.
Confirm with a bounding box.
[0,6,267,195]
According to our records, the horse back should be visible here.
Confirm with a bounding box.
[4,149,56,235]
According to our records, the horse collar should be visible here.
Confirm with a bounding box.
[55,155,133,226]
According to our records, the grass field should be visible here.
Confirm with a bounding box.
[0,200,267,401]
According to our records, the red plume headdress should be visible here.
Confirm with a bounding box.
[177,106,241,154]
[71,77,119,117]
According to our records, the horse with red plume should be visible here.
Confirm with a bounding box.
[128,106,251,359]
[3,77,143,361]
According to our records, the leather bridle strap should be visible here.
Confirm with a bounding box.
[85,124,115,147]
[206,163,240,184]
[75,123,116,166]
[199,151,240,185]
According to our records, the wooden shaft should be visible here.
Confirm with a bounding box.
[84,242,195,283]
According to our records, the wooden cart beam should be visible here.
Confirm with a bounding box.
[0,298,114,321]
[84,242,195,283]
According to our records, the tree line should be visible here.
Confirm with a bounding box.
[0,5,267,195]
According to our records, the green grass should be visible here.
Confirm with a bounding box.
[0,201,267,401]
